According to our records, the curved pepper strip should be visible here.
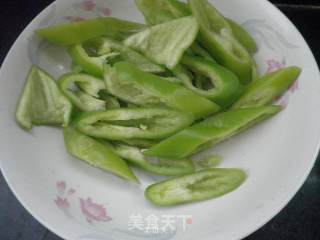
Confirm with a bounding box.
[232,67,301,109]
[145,106,281,159]
[74,107,194,141]
[173,56,242,108]
[16,66,72,130]
[68,44,119,78]
[113,144,195,176]
[58,73,107,112]
[189,0,254,84]
[63,127,138,182]
[145,168,246,206]
[36,17,145,46]
[104,62,220,119]
[226,18,258,54]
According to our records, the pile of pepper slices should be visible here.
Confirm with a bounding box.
[15,0,301,206]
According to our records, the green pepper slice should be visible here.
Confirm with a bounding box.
[36,17,145,46]
[113,144,195,176]
[58,73,106,112]
[232,67,302,109]
[74,107,194,141]
[135,0,190,25]
[68,44,119,78]
[124,16,199,69]
[63,127,138,182]
[104,62,220,119]
[91,37,165,73]
[226,18,258,54]
[189,0,253,84]
[173,56,242,108]
[145,105,281,159]
[145,168,246,206]
[16,66,72,130]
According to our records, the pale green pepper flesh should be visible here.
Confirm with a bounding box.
[16,66,72,130]
[145,168,246,206]
[63,127,138,182]
[74,107,194,140]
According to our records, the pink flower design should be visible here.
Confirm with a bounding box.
[80,198,112,223]
[55,197,71,216]
[81,0,96,11]
[277,96,289,109]
[67,188,76,196]
[56,181,66,195]
[266,59,285,74]
[65,16,86,22]
[98,7,112,16]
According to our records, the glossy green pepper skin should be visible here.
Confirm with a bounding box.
[114,144,195,176]
[104,62,220,119]
[145,168,246,206]
[63,127,138,182]
[36,17,145,46]
[174,56,242,108]
[189,0,253,84]
[74,107,194,141]
[145,105,281,159]
[232,67,301,109]
[105,62,220,119]
[226,18,258,54]
[16,66,72,130]
[58,73,107,112]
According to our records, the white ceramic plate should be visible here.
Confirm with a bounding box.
[1,0,320,239]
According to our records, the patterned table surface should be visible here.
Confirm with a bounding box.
[0,1,319,239]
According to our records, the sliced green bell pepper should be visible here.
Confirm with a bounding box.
[135,0,215,63]
[68,44,119,78]
[226,18,258,54]
[74,107,194,141]
[36,17,145,46]
[124,16,199,69]
[232,67,302,109]
[90,37,165,73]
[135,0,191,25]
[145,168,246,206]
[63,127,138,182]
[173,56,242,108]
[189,0,253,84]
[58,73,107,112]
[145,105,281,159]
[113,144,195,176]
[104,62,220,119]
[16,66,72,130]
